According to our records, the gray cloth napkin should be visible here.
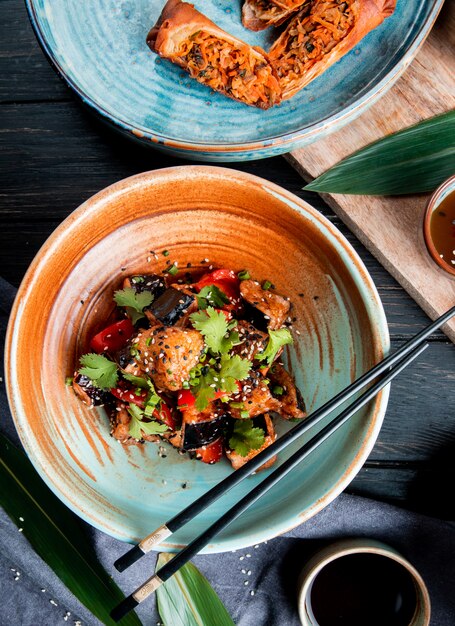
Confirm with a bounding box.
[1,277,454,626]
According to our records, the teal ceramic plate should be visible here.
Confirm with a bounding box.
[6,167,389,552]
[26,0,443,161]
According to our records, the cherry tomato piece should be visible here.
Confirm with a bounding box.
[195,438,224,464]
[90,319,135,354]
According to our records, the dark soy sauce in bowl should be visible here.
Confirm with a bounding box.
[308,553,418,626]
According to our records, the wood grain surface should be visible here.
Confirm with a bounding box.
[288,2,455,342]
[0,0,454,516]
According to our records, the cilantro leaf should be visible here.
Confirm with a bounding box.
[122,372,149,388]
[113,287,154,324]
[127,403,168,439]
[189,354,251,411]
[196,285,230,310]
[78,353,118,390]
[256,328,293,365]
[190,307,227,353]
[229,419,265,457]
[190,307,240,354]
[194,385,216,412]
[219,354,251,393]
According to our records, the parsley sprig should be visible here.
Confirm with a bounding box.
[78,353,118,390]
[114,287,154,324]
[127,403,168,439]
[256,328,293,365]
[229,419,265,457]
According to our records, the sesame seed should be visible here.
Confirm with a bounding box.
[19,516,24,522]
[239,556,245,561]
[244,580,249,586]
[50,599,58,606]
[250,590,255,596]
[246,553,251,558]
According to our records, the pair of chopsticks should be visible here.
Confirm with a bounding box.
[111,306,455,622]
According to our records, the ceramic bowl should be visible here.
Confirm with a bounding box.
[297,538,431,626]
[5,166,389,552]
[423,174,455,277]
[25,0,443,161]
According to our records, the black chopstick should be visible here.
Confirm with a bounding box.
[114,305,455,574]
[111,341,428,622]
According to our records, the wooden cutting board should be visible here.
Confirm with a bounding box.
[287,2,455,342]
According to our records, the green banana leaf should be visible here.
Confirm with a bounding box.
[156,553,235,626]
[0,432,142,626]
[304,110,455,196]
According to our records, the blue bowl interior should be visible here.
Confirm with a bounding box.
[27,0,441,148]
[7,168,390,552]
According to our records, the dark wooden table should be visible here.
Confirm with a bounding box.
[1,0,454,519]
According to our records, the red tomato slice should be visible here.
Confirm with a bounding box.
[195,438,224,464]
[90,319,135,354]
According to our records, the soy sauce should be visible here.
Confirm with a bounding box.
[308,553,417,626]
[430,189,455,271]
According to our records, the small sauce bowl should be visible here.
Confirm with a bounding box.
[297,538,431,626]
[423,174,455,277]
